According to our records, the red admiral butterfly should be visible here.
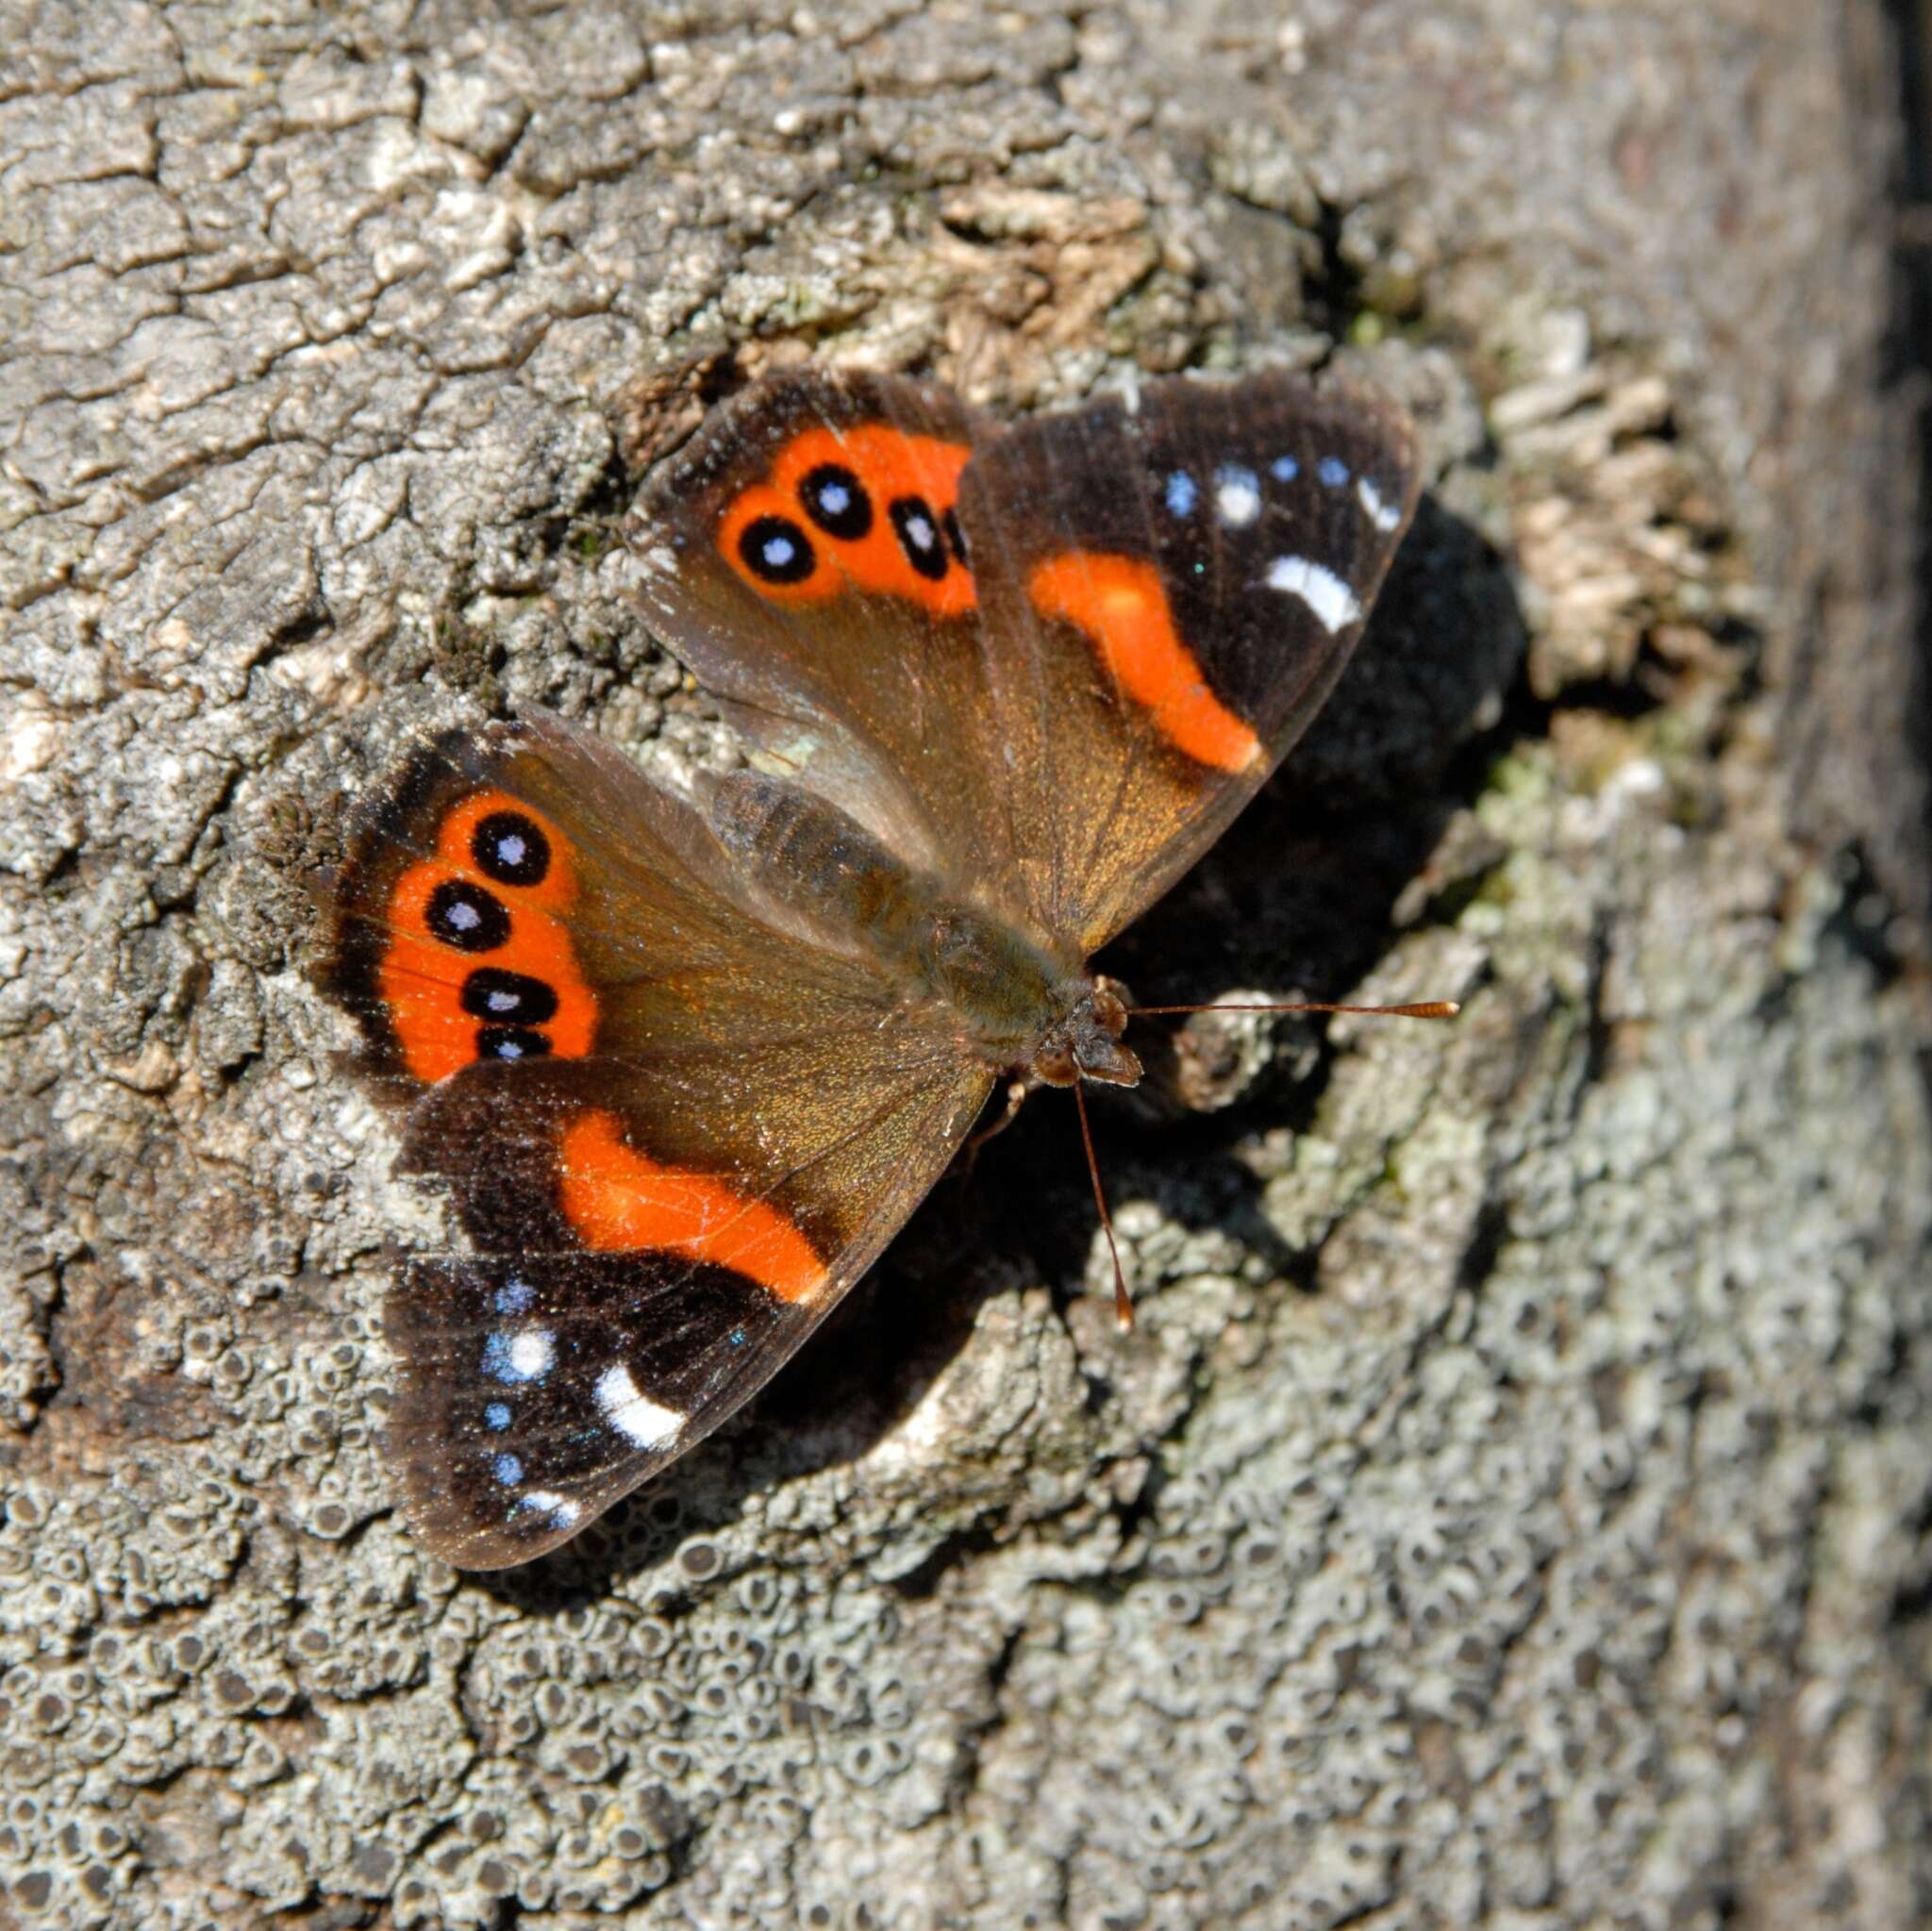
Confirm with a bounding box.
[322,367,1429,1567]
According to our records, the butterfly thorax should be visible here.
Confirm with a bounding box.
[704,769,1138,1085]
[1025,975,1141,1089]
[916,906,1141,1088]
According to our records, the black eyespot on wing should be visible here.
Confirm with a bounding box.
[427,880,510,952]
[889,496,948,581]
[941,505,969,566]
[739,515,816,584]
[461,967,559,1026]
[471,809,550,888]
[799,463,873,541]
[477,1025,552,1061]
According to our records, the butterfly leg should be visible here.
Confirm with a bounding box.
[959,1077,1032,1171]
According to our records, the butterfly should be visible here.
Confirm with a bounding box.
[321,365,1425,1568]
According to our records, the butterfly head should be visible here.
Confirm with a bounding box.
[1029,976,1141,1090]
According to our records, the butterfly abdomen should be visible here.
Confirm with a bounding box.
[703,769,924,946]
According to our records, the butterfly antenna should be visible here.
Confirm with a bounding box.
[1126,1000,1461,1021]
[1073,1078,1135,1332]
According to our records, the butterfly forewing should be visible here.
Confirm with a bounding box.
[624,373,1031,920]
[626,369,1421,954]
[326,715,991,1567]
[953,370,1424,950]
[388,1054,988,1567]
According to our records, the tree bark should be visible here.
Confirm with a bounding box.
[3,3,1927,1927]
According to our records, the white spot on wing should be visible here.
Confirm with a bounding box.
[1214,465,1261,528]
[483,1325,555,1384]
[509,1328,554,1377]
[1265,555,1362,634]
[596,1363,686,1449]
[1357,477,1401,533]
[518,1490,580,1528]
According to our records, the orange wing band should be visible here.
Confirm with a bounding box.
[1027,552,1261,774]
[719,423,976,616]
[558,1110,829,1306]
[376,791,598,1084]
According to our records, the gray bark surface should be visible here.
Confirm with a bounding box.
[3,4,1928,1928]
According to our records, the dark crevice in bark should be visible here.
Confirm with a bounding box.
[1883,0,1932,924]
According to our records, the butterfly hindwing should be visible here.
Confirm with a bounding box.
[325,715,992,1566]
[325,725,606,1090]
